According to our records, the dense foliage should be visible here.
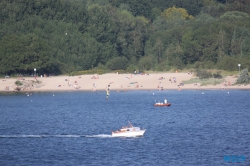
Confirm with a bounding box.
[0,0,250,76]
[237,68,250,84]
[196,70,222,79]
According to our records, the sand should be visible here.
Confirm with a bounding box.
[1,72,250,92]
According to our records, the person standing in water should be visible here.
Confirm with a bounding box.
[164,98,167,104]
[106,85,110,100]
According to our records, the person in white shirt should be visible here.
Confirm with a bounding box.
[164,99,167,104]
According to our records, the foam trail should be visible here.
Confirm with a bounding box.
[0,134,112,138]
[85,134,112,138]
[0,135,83,138]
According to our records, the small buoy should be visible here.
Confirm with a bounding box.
[153,93,154,95]
[202,92,204,94]
[53,94,55,96]
[227,92,229,94]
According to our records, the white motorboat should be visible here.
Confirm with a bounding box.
[111,122,146,137]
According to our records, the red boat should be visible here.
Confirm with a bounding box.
[154,103,171,107]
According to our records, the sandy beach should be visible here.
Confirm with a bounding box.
[1,72,250,92]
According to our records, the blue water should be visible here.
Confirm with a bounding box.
[0,90,249,165]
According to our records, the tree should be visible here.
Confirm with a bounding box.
[0,33,52,75]
[237,68,250,84]
[138,56,153,70]
[106,56,129,70]
[153,38,164,64]
[161,6,194,21]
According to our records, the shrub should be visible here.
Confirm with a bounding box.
[126,64,137,73]
[237,68,250,84]
[196,70,212,79]
[15,80,23,86]
[212,71,222,79]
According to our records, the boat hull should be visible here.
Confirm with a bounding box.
[154,103,171,107]
[112,130,146,137]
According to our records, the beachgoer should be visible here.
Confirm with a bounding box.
[106,90,110,100]
[106,85,110,100]
[173,77,176,83]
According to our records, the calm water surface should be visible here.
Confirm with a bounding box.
[0,90,249,165]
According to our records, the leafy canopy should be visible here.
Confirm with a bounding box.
[161,6,194,21]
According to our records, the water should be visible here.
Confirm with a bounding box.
[0,90,249,165]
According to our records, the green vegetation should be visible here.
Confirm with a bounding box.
[196,70,222,79]
[183,69,224,86]
[183,78,224,86]
[237,68,250,84]
[0,0,250,78]
[15,81,23,86]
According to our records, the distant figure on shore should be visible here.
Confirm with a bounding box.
[91,75,99,79]
[159,77,164,80]
[93,83,97,92]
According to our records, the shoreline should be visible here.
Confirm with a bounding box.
[1,86,250,93]
[1,73,250,93]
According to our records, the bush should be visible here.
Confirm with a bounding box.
[15,80,23,86]
[126,64,137,73]
[237,68,250,84]
[196,70,212,79]
[212,71,222,79]
[196,70,223,79]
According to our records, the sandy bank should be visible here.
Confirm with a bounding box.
[1,73,249,92]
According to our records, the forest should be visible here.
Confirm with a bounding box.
[0,0,250,76]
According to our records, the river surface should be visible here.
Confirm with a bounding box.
[0,90,249,165]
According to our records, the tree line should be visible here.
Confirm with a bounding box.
[0,0,250,76]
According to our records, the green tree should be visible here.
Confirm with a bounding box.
[161,6,194,21]
[237,68,250,84]
[0,33,53,75]
[106,56,129,70]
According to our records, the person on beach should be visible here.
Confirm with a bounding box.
[93,83,97,91]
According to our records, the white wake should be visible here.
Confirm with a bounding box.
[0,134,112,138]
